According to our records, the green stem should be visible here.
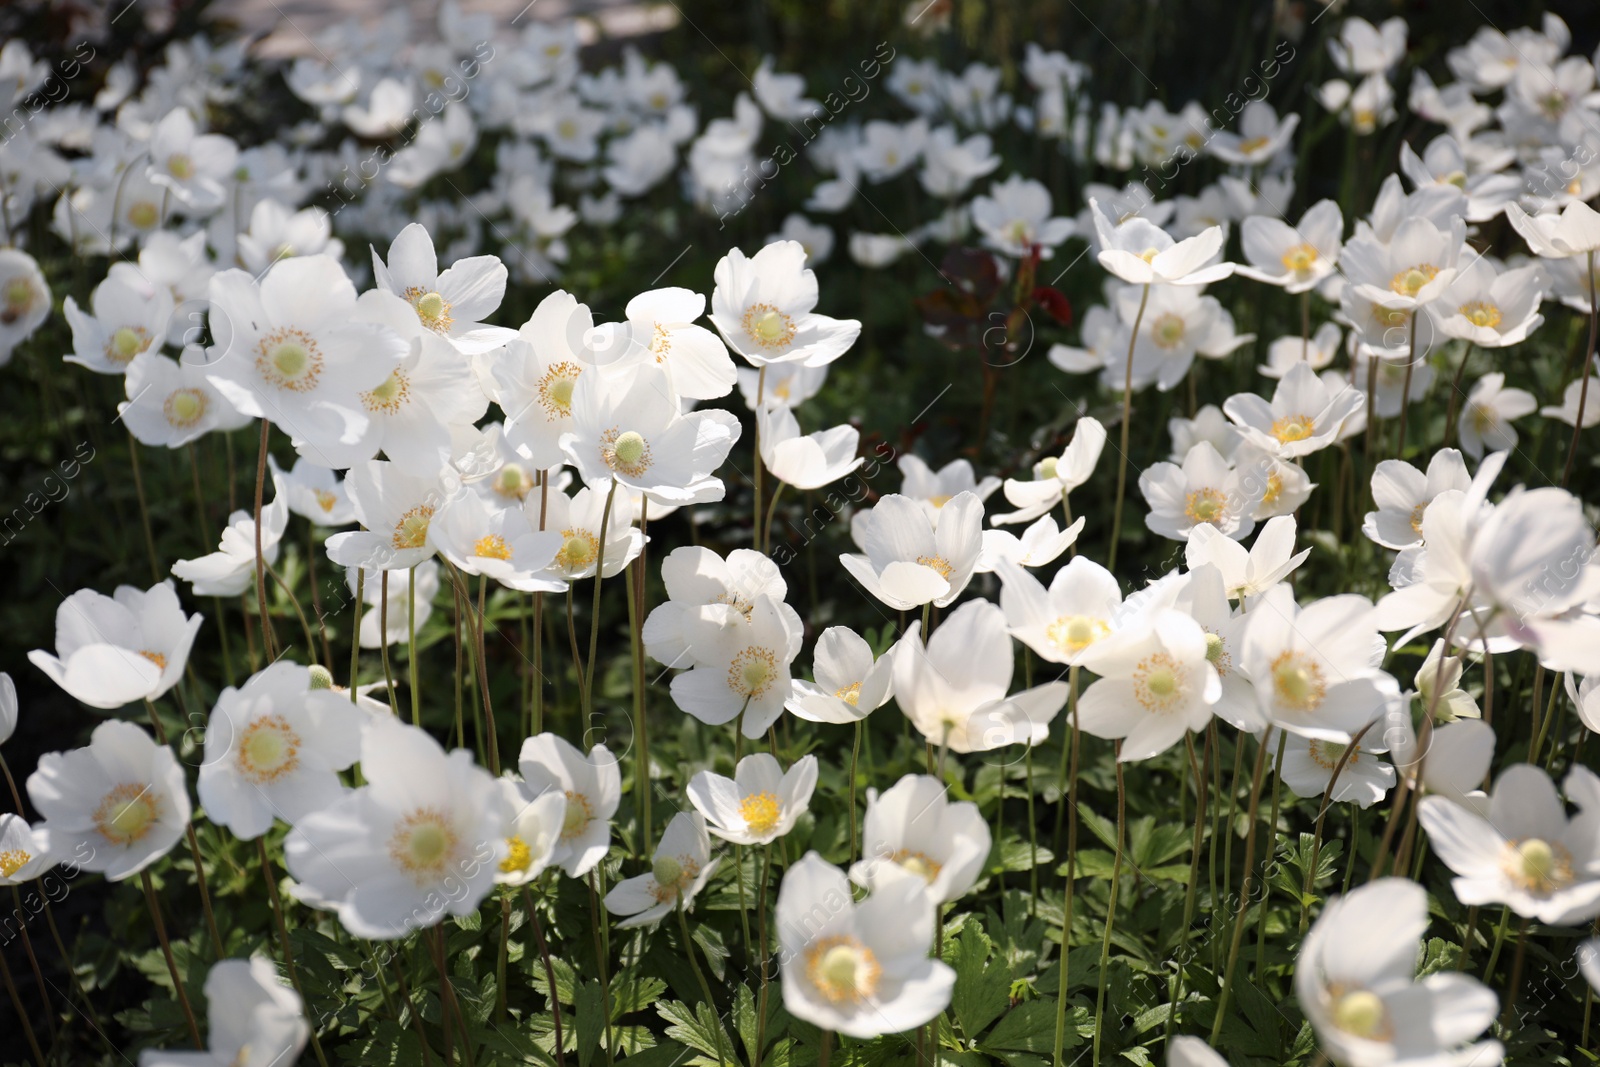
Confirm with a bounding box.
[1108,283,1150,574]
[1209,732,1272,1047]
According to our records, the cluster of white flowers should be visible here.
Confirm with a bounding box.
[3,5,1600,1064]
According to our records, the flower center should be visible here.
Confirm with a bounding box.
[892,849,943,884]
[742,303,797,349]
[390,807,459,883]
[362,370,411,414]
[1262,471,1284,506]
[1409,504,1425,535]
[1388,264,1440,298]
[1331,989,1391,1040]
[94,783,160,846]
[1133,652,1186,712]
[500,834,532,875]
[916,554,952,579]
[1504,837,1574,894]
[805,936,881,1004]
[309,666,333,689]
[314,489,338,514]
[1270,651,1327,712]
[237,714,302,784]
[1272,415,1316,444]
[536,361,582,419]
[1184,488,1227,525]
[405,287,454,333]
[928,494,953,509]
[0,849,29,879]
[1150,312,1187,349]
[391,504,434,550]
[1469,404,1496,433]
[835,682,862,706]
[1307,739,1353,770]
[1238,135,1272,154]
[738,792,782,835]
[138,649,168,671]
[163,388,208,428]
[255,328,325,393]
[557,529,599,572]
[601,428,652,477]
[1203,631,1231,675]
[3,277,37,320]
[127,201,160,230]
[106,325,151,365]
[1458,300,1502,329]
[728,646,779,697]
[1046,615,1109,655]
[561,790,595,840]
[648,322,672,361]
[649,854,701,901]
[496,464,531,499]
[1281,243,1318,273]
[474,534,512,561]
[1370,304,1409,330]
[1037,456,1059,480]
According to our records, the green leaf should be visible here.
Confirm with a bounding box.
[982,998,1072,1053]
[658,999,735,1066]
[577,980,605,1067]
[952,921,1011,1038]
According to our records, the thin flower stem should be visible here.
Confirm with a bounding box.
[1444,343,1472,443]
[475,575,498,776]
[1092,744,1125,1067]
[257,838,330,1067]
[1561,249,1597,487]
[588,870,616,1067]
[754,366,767,551]
[1108,283,1150,574]
[1025,743,1039,908]
[677,901,730,1067]
[128,434,161,584]
[429,927,460,1067]
[0,939,46,1067]
[496,895,511,1022]
[141,869,204,1049]
[40,889,115,1057]
[391,953,435,1067]
[583,480,620,719]
[628,498,652,854]
[523,884,567,1067]
[755,842,774,1067]
[1482,905,1513,983]
[1209,732,1272,1047]
[251,420,277,657]
[380,572,401,715]
[1253,732,1288,973]
[264,557,317,662]
[143,700,225,957]
[1303,721,1375,935]
[848,720,862,866]
[409,563,421,727]
[1165,730,1211,1041]
[1051,664,1080,1067]
[1396,313,1417,459]
[5,886,56,1052]
[349,570,364,699]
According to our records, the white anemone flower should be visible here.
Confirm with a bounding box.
[1239,585,1395,741]
[518,733,621,879]
[787,625,896,724]
[0,814,53,885]
[840,492,983,610]
[1362,449,1470,552]
[776,851,954,1039]
[688,752,817,845]
[850,773,990,903]
[1277,727,1395,809]
[371,222,518,356]
[527,484,644,585]
[997,555,1124,666]
[971,174,1075,259]
[1207,100,1299,166]
[1235,199,1343,292]
[1340,215,1467,311]
[1429,259,1544,347]
[205,255,408,454]
[1419,763,1600,925]
[285,719,507,938]
[64,274,172,375]
[560,362,742,507]
[668,593,804,740]
[171,480,289,597]
[121,349,251,448]
[604,811,718,928]
[324,460,456,572]
[758,404,862,491]
[29,582,201,711]
[1076,608,1221,760]
[1091,198,1234,287]
[1296,878,1502,1067]
[589,287,737,401]
[269,455,355,527]
[146,107,237,211]
[0,672,15,746]
[1456,373,1535,459]
[0,249,51,366]
[1259,323,1342,379]
[430,490,563,593]
[993,416,1106,525]
[197,662,363,840]
[643,546,787,671]
[709,240,862,368]
[1185,514,1310,602]
[975,513,1084,571]
[892,598,1068,753]
[481,290,599,470]
[1138,441,1262,542]
[492,779,567,888]
[27,720,190,881]
[1223,362,1364,460]
[1504,199,1600,259]
[137,957,309,1067]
